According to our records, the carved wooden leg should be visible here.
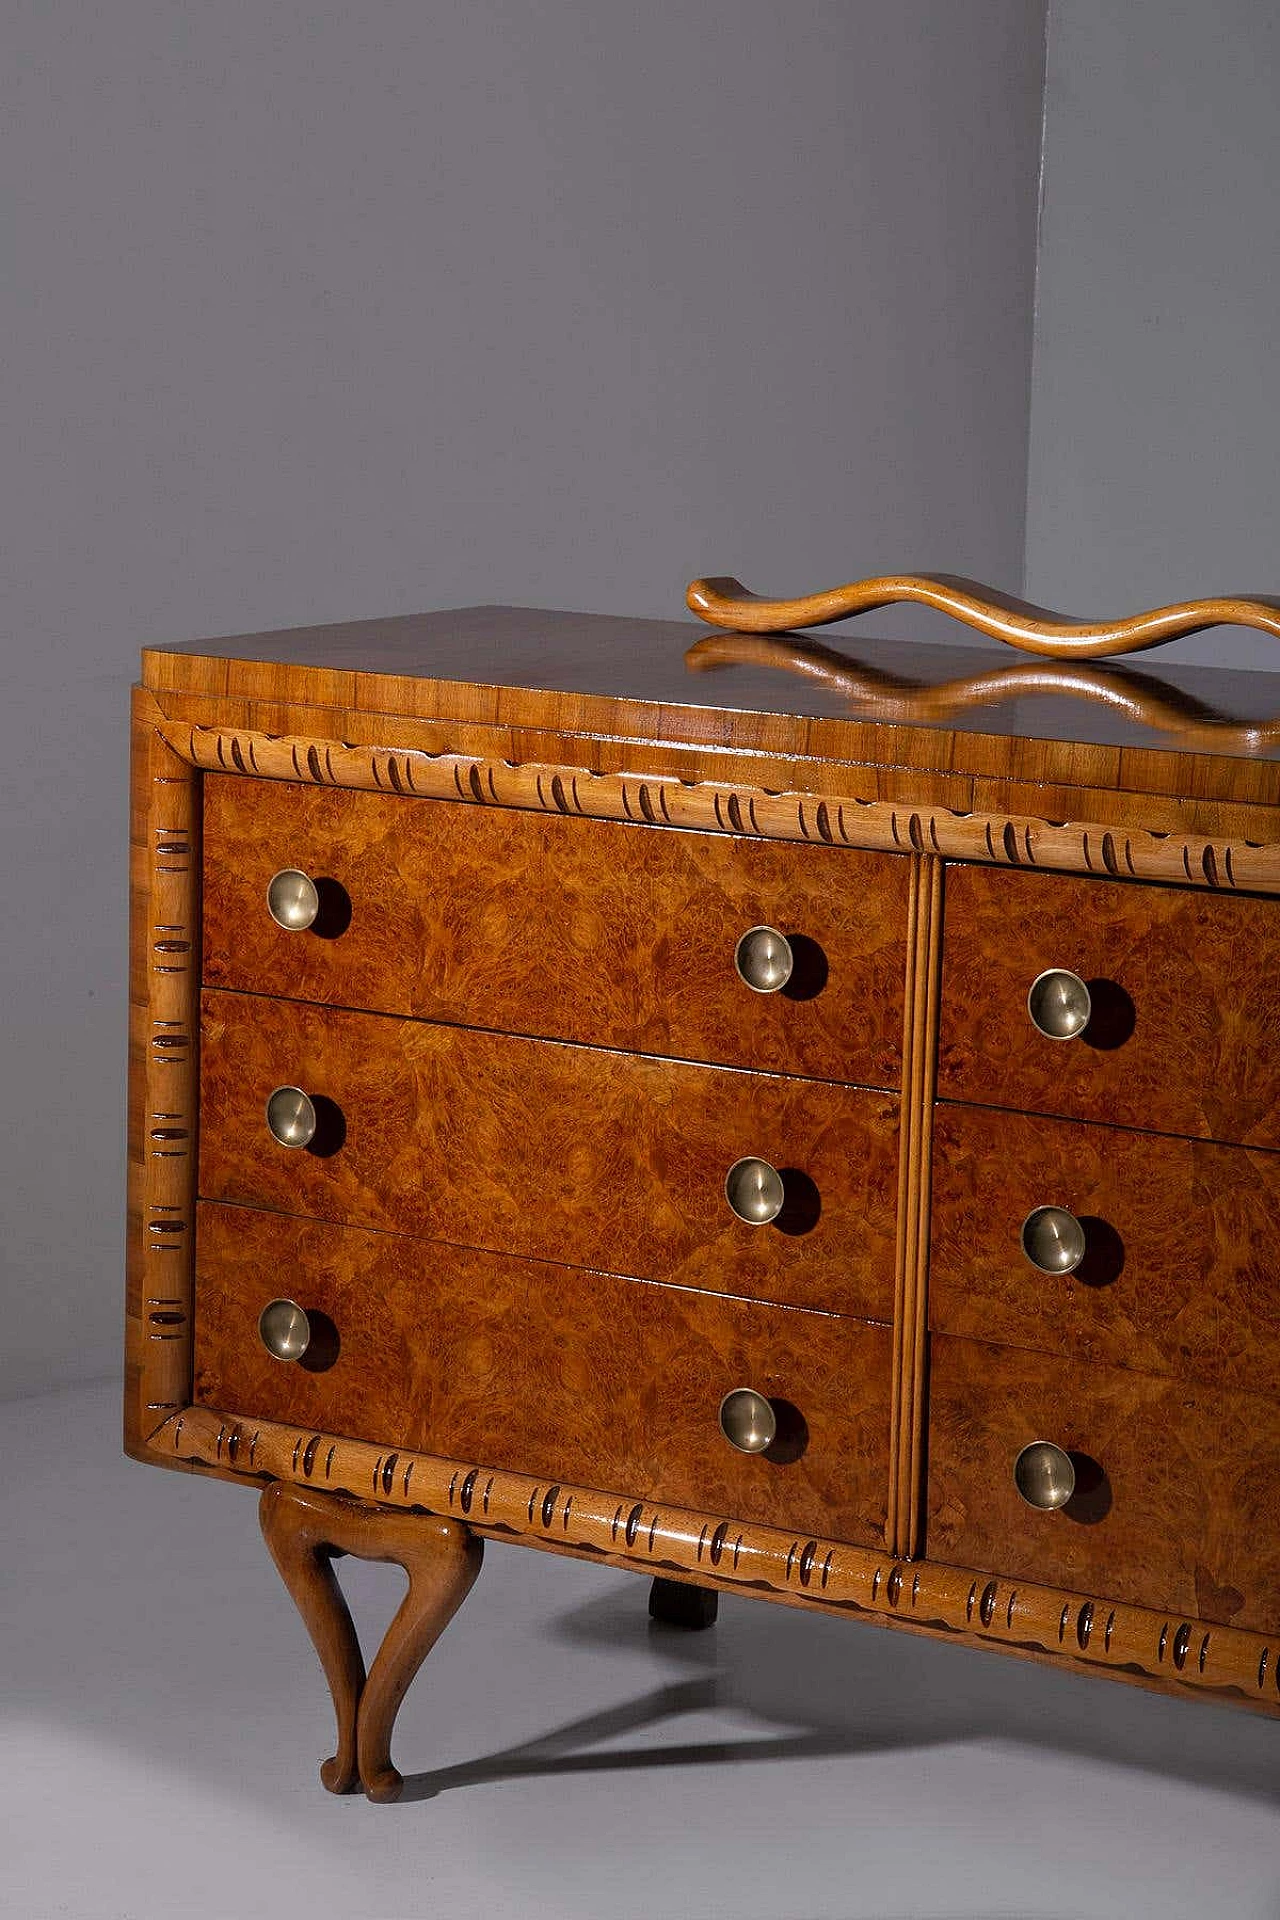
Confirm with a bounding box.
[259,1482,483,1800]
[355,1513,484,1802]
[260,1482,366,1793]
[648,1575,718,1629]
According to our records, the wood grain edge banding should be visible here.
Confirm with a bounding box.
[125,690,201,1452]
[887,855,942,1556]
[151,713,1280,897]
[146,1406,1280,1715]
[905,858,942,1558]
[886,858,920,1553]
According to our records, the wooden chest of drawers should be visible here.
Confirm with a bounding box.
[125,584,1280,1800]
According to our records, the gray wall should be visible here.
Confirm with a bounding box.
[1025,1,1280,666]
[2,2,1046,1400]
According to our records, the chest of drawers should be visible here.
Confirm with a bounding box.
[125,580,1280,1800]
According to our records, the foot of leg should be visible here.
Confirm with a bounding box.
[648,1575,719,1630]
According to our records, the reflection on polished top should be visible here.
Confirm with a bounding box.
[684,629,1280,757]
[146,602,1280,778]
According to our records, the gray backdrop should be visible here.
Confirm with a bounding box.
[14,2,1279,1402]
[1026,1,1280,666]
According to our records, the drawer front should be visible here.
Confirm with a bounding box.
[938,864,1280,1148]
[194,1202,893,1547]
[202,775,910,1086]
[927,1334,1280,1633]
[198,990,898,1318]
[931,1104,1280,1396]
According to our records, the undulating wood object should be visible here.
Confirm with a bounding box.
[125,585,1280,1800]
[686,572,1280,659]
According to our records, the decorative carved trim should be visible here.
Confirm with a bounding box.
[156,719,1280,896]
[888,856,943,1558]
[125,694,200,1449]
[152,1406,1280,1713]
[686,572,1280,661]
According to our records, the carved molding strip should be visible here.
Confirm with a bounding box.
[156,720,1280,896]
[153,1407,1280,1713]
[686,572,1280,661]
[125,700,200,1450]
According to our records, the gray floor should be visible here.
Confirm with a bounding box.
[4,1382,1280,1920]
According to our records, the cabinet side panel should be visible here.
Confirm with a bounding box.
[124,689,200,1454]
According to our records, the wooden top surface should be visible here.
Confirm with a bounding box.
[142,603,1280,805]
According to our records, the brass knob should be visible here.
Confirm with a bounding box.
[719,1387,777,1454]
[266,868,321,931]
[1027,968,1092,1040]
[1013,1440,1076,1511]
[725,1157,785,1225]
[735,925,794,994]
[258,1297,312,1362]
[1021,1205,1087,1275]
[266,1085,317,1148]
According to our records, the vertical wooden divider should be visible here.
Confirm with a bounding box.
[887,854,944,1557]
[124,688,201,1454]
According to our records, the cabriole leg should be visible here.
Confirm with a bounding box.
[259,1482,483,1801]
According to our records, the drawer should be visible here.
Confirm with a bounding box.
[926,1334,1280,1633]
[938,864,1280,1148]
[198,989,898,1318]
[193,1202,893,1547]
[202,775,910,1086]
[931,1104,1280,1396]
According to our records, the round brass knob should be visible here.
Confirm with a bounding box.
[265,1085,318,1148]
[734,925,794,994]
[725,1157,785,1225]
[719,1387,777,1454]
[1013,1440,1076,1511]
[1027,968,1092,1040]
[1021,1205,1087,1275]
[266,868,321,931]
[258,1297,312,1363]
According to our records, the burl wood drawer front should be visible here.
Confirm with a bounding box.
[194,1202,893,1548]
[931,1104,1280,1397]
[198,990,898,1318]
[938,864,1280,1148]
[927,1334,1280,1633]
[202,775,909,1086]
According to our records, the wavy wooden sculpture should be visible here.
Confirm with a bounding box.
[686,573,1280,660]
[684,630,1280,751]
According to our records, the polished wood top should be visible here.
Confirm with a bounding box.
[142,603,1280,804]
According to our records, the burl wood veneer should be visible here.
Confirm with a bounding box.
[939,863,1280,1149]
[198,988,900,1318]
[126,583,1280,1801]
[931,1104,1280,1396]
[203,773,910,1087]
[195,1202,893,1548]
[927,1333,1280,1635]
